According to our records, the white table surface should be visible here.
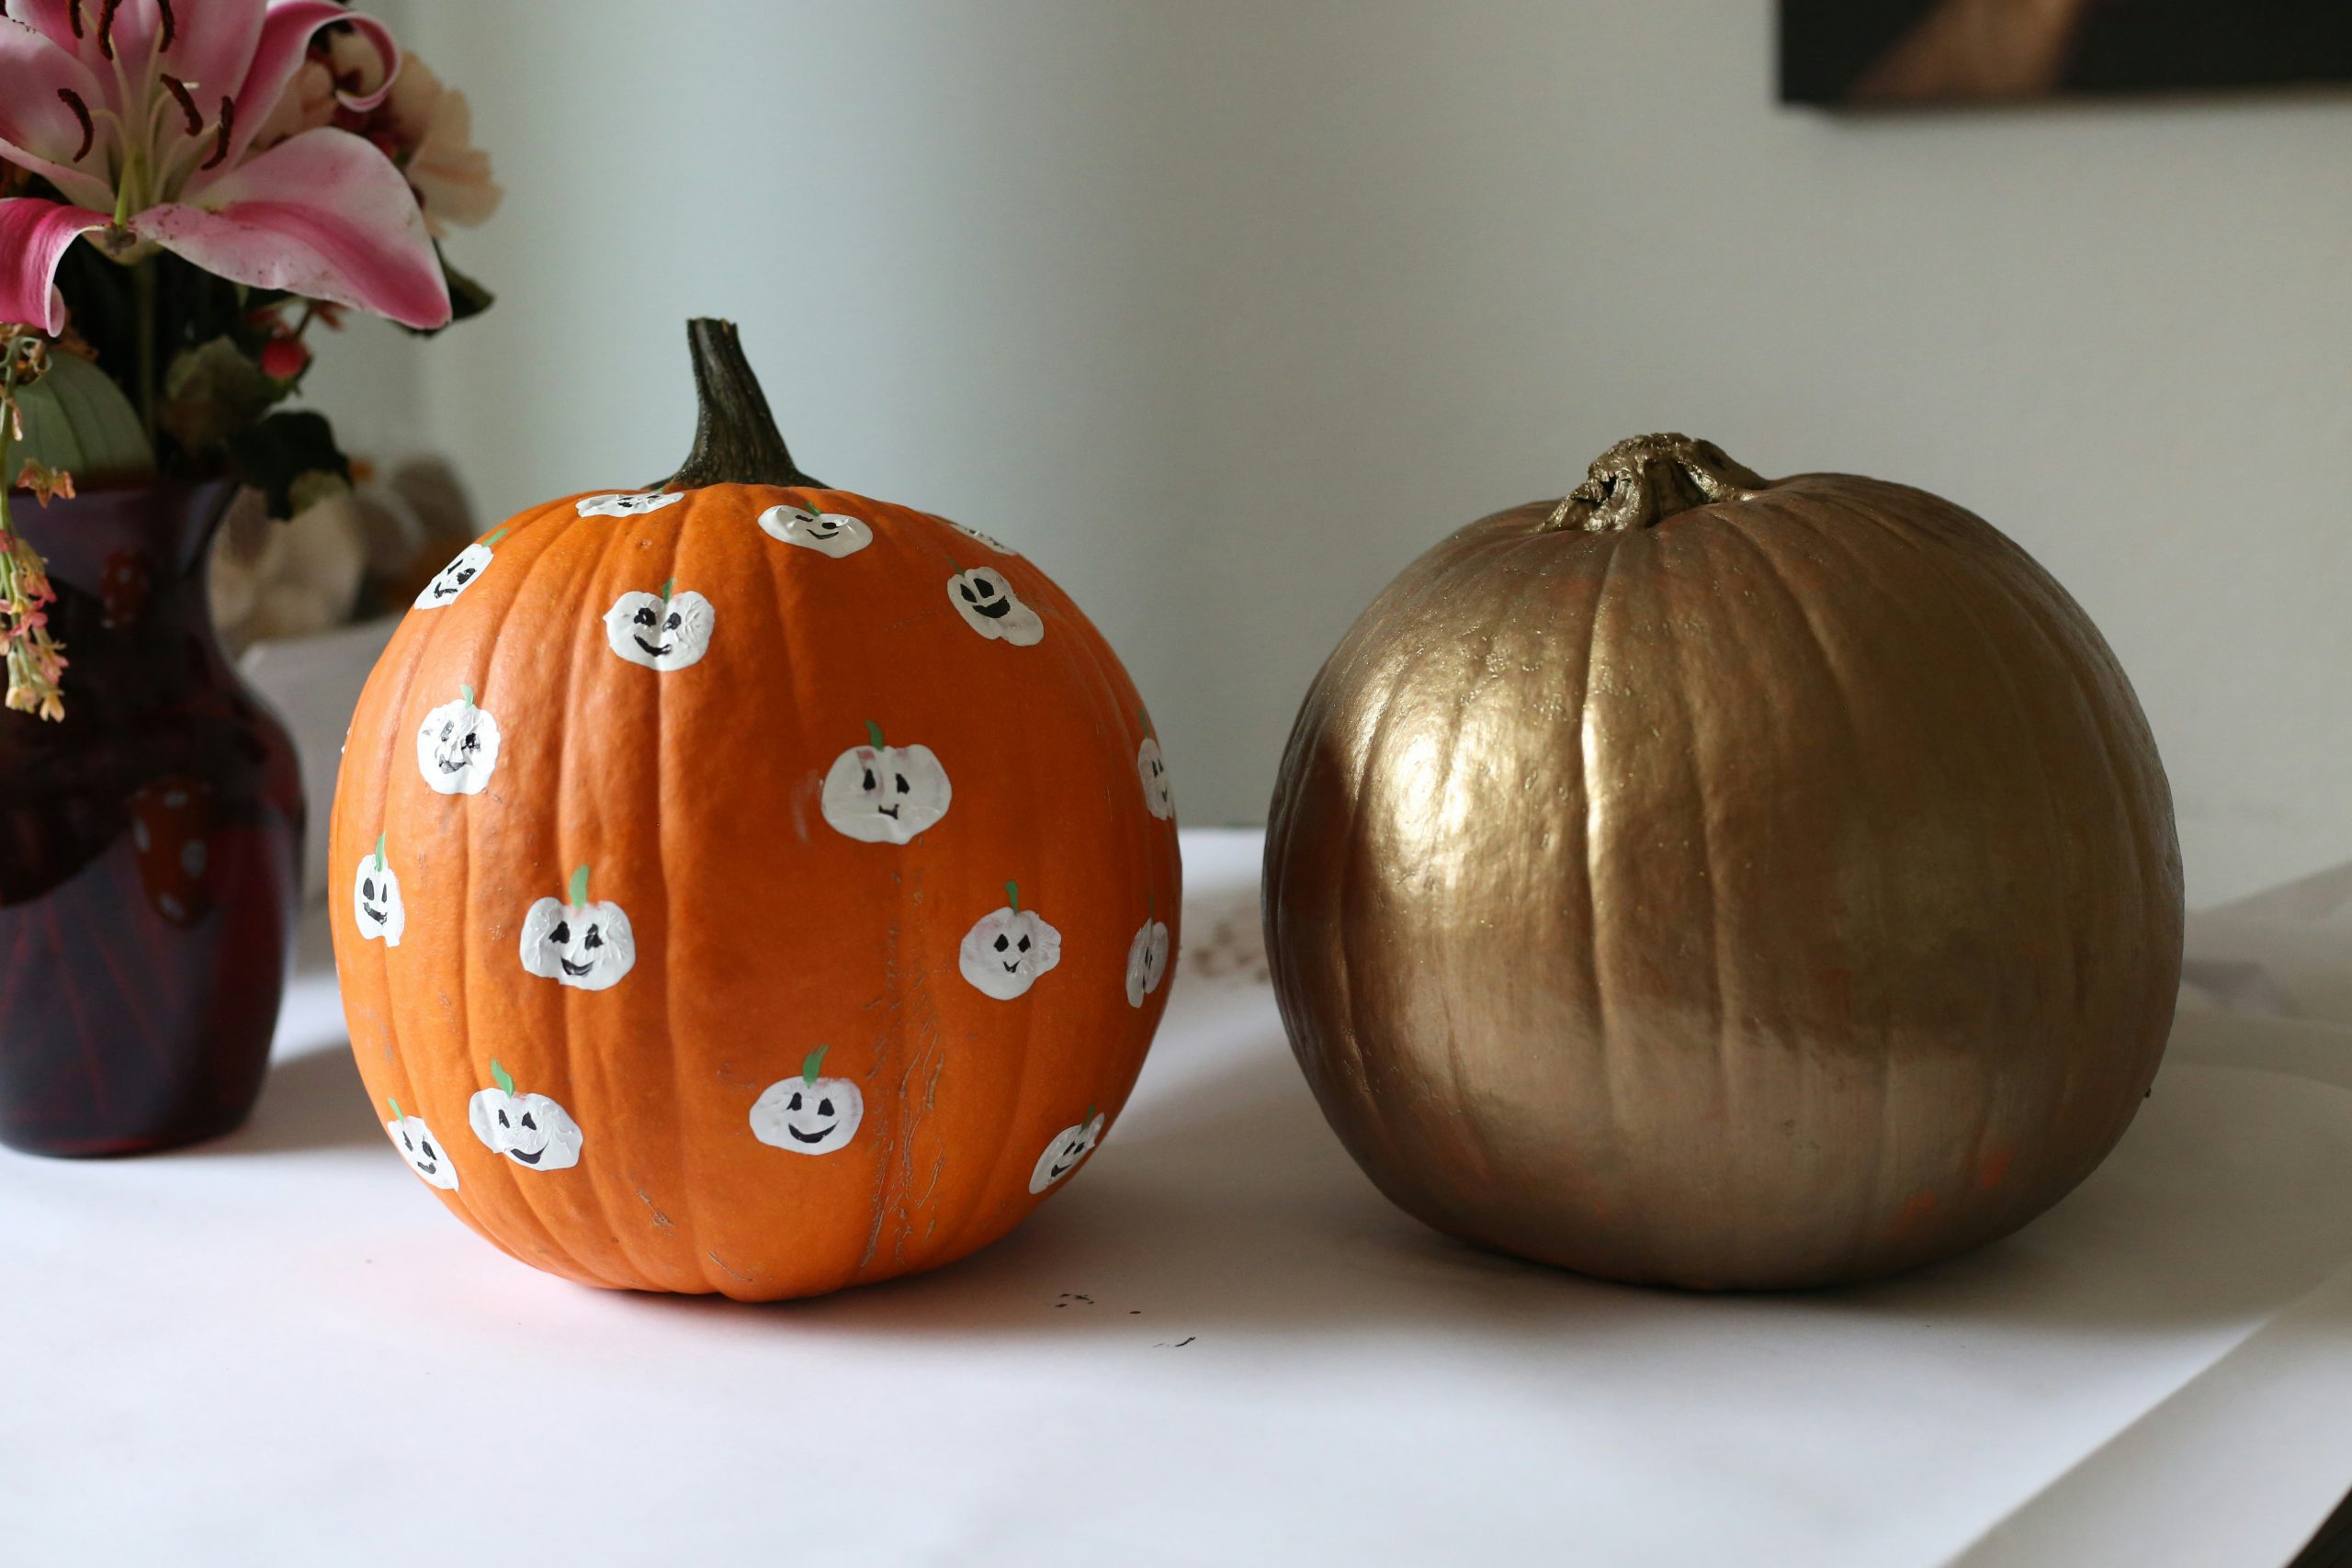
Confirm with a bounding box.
[5,828,2351,1568]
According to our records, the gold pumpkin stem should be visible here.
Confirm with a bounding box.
[657,319,825,492]
[1543,434,1767,534]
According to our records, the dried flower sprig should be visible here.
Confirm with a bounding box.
[0,329,70,722]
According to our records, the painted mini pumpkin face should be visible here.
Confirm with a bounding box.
[820,727,952,844]
[1029,1112,1106,1194]
[415,690,502,795]
[958,887,1062,1000]
[1137,737,1174,819]
[947,568,1044,646]
[759,502,873,558]
[386,1104,458,1190]
[604,587,716,671]
[576,491,683,519]
[129,775,215,927]
[519,867,637,991]
[414,527,507,610]
[353,843,405,947]
[468,1063,584,1171]
[750,1046,865,1156]
[1125,918,1170,1008]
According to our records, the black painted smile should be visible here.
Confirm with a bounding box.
[972,597,1012,620]
[437,755,468,773]
[1002,960,1022,974]
[1047,1159,1076,1180]
[560,958,594,977]
[361,903,385,923]
[508,1146,545,1166]
[787,1122,838,1145]
[633,636,674,658]
[877,805,901,819]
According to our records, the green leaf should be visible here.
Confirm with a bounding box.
[374,833,387,872]
[223,409,352,518]
[568,865,590,908]
[802,1045,828,1085]
[491,1060,514,1097]
[7,352,154,489]
[1005,880,1019,913]
[404,245,496,338]
[865,719,886,750]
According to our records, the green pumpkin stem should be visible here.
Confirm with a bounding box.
[482,525,511,547]
[1005,880,1020,914]
[865,719,886,750]
[460,683,475,709]
[491,1060,514,1097]
[657,319,824,492]
[374,833,387,873]
[389,1096,403,1121]
[660,577,675,604]
[568,864,591,908]
[802,1045,829,1086]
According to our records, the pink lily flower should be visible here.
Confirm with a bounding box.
[0,0,450,334]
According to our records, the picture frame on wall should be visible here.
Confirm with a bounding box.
[1781,0,2352,107]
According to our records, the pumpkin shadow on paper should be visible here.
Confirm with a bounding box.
[198,1043,381,1156]
[609,1015,2352,1344]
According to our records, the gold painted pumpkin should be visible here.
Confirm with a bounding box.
[1264,435,2181,1289]
[330,321,1181,1298]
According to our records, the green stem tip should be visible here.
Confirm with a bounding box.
[1005,880,1020,914]
[482,525,511,548]
[374,833,387,873]
[491,1059,514,1097]
[389,1096,403,1121]
[802,1044,829,1085]
[865,719,886,750]
[660,577,675,603]
[568,864,590,908]
[460,683,476,708]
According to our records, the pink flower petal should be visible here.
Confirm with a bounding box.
[4,1,87,58]
[218,1,400,172]
[131,128,449,330]
[0,17,115,209]
[153,0,270,134]
[0,197,107,334]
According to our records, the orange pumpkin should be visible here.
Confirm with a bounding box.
[329,321,1181,1299]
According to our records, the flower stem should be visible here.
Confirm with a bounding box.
[134,254,158,446]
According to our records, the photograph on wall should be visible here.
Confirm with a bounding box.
[1781,0,2352,106]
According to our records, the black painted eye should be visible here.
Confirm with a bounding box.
[439,722,454,741]
[993,934,1009,952]
[455,567,475,584]
[550,920,571,945]
[959,582,978,604]
[787,1091,803,1111]
[497,1109,511,1127]
[894,773,910,794]
[861,768,876,792]
[665,613,683,631]
[583,926,602,950]
[520,1113,537,1131]
[818,1098,834,1116]
[461,733,478,753]
[634,606,658,626]
[1017,936,1032,953]
[421,1140,437,1160]
[400,1128,413,1150]
[363,878,375,899]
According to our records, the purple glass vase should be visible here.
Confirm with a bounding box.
[0,479,302,1156]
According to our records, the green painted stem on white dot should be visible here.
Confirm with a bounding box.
[491,1060,514,1097]
[802,1045,828,1086]
[1005,880,1019,913]
[865,719,886,750]
[374,833,387,873]
[1086,1104,1100,1125]
[389,1096,403,1121]
[568,865,591,908]
[660,577,675,603]
[460,683,476,709]
[482,525,511,547]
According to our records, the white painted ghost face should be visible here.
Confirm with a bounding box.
[947,518,1017,556]
[1029,1111,1106,1194]
[576,491,684,519]
[604,584,715,671]
[958,884,1062,1000]
[415,688,502,795]
[1125,918,1170,1008]
[520,866,637,991]
[352,837,405,946]
[386,1101,458,1190]
[820,723,952,843]
[413,527,507,610]
[759,502,873,558]
[750,1046,865,1156]
[468,1062,583,1171]
[1137,736,1174,820]
[946,568,1044,646]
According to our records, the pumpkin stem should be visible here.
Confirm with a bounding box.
[660,577,675,603]
[658,319,824,492]
[865,719,886,750]
[389,1096,402,1121]
[568,864,590,908]
[482,525,510,547]
[460,683,475,709]
[491,1060,514,1097]
[802,1044,828,1085]
[1543,434,1767,534]
[1005,879,1020,913]
[374,832,387,873]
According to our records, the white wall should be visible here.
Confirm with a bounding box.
[394,0,2352,905]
